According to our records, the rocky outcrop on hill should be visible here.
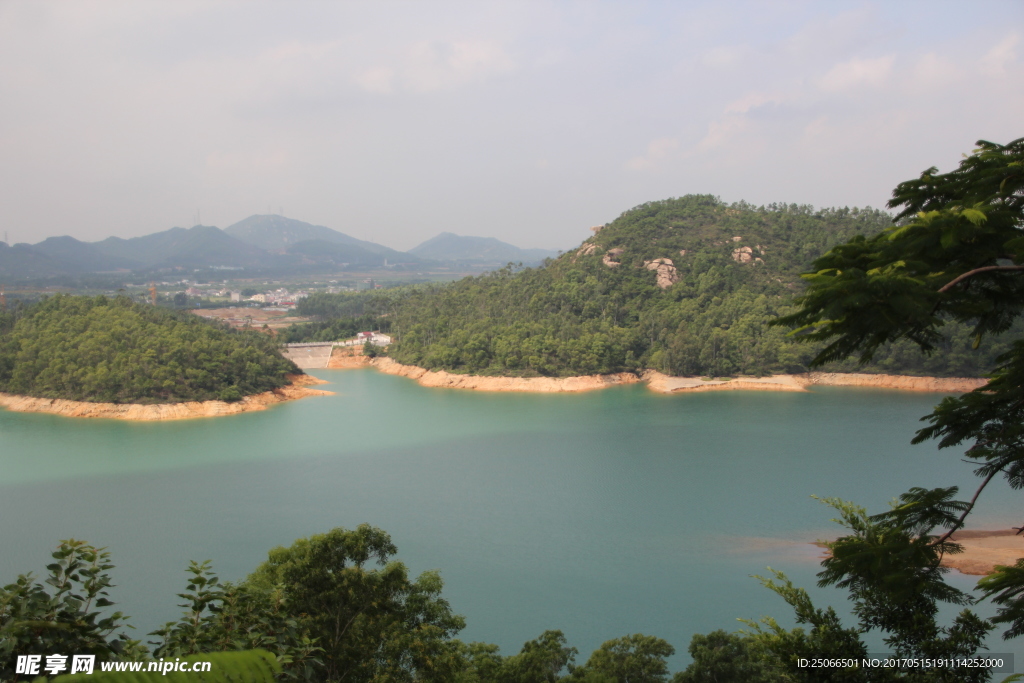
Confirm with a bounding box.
[575,243,598,260]
[602,247,624,267]
[643,258,680,288]
[731,246,754,262]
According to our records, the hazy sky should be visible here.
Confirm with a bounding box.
[1,1,1021,251]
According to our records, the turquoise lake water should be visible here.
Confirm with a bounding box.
[1,368,1020,669]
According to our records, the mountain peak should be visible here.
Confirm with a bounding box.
[225,215,350,250]
[224,215,408,260]
[409,233,558,265]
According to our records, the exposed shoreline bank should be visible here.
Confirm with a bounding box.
[361,355,987,395]
[804,372,987,393]
[812,530,1024,576]
[942,530,1024,576]
[369,357,642,392]
[0,374,333,421]
[0,356,986,421]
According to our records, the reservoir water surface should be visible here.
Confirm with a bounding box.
[1,368,1018,669]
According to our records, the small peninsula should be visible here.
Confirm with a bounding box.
[0,294,331,419]
[287,196,1022,383]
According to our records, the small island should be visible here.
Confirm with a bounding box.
[0,294,331,420]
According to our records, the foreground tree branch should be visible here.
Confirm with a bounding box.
[938,265,1024,293]
[929,468,1002,547]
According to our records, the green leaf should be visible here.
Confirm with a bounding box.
[961,207,988,225]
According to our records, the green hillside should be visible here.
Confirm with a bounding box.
[295,195,1018,377]
[0,295,299,403]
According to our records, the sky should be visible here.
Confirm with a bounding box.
[0,1,1021,252]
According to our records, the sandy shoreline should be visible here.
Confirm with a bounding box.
[0,353,988,420]
[941,530,1024,576]
[804,372,987,394]
[361,355,987,395]
[0,374,333,421]
[645,371,807,393]
[811,530,1024,577]
[369,357,642,392]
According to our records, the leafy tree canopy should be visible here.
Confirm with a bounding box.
[152,525,466,683]
[570,633,675,683]
[51,651,280,683]
[688,139,1024,680]
[0,540,145,682]
[775,137,1024,635]
[776,137,1024,365]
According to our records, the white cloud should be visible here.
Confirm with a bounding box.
[699,45,746,68]
[723,92,781,115]
[909,52,963,89]
[693,93,781,152]
[696,117,750,152]
[671,20,1022,211]
[626,137,679,171]
[205,148,293,176]
[357,40,516,94]
[355,66,397,94]
[782,6,886,61]
[801,116,831,143]
[1,1,1022,247]
[818,55,895,92]
[980,32,1019,76]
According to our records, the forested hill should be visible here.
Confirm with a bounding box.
[294,195,1020,378]
[0,295,300,403]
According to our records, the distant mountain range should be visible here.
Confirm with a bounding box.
[408,232,559,265]
[0,216,556,281]
[92,226,272,269]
